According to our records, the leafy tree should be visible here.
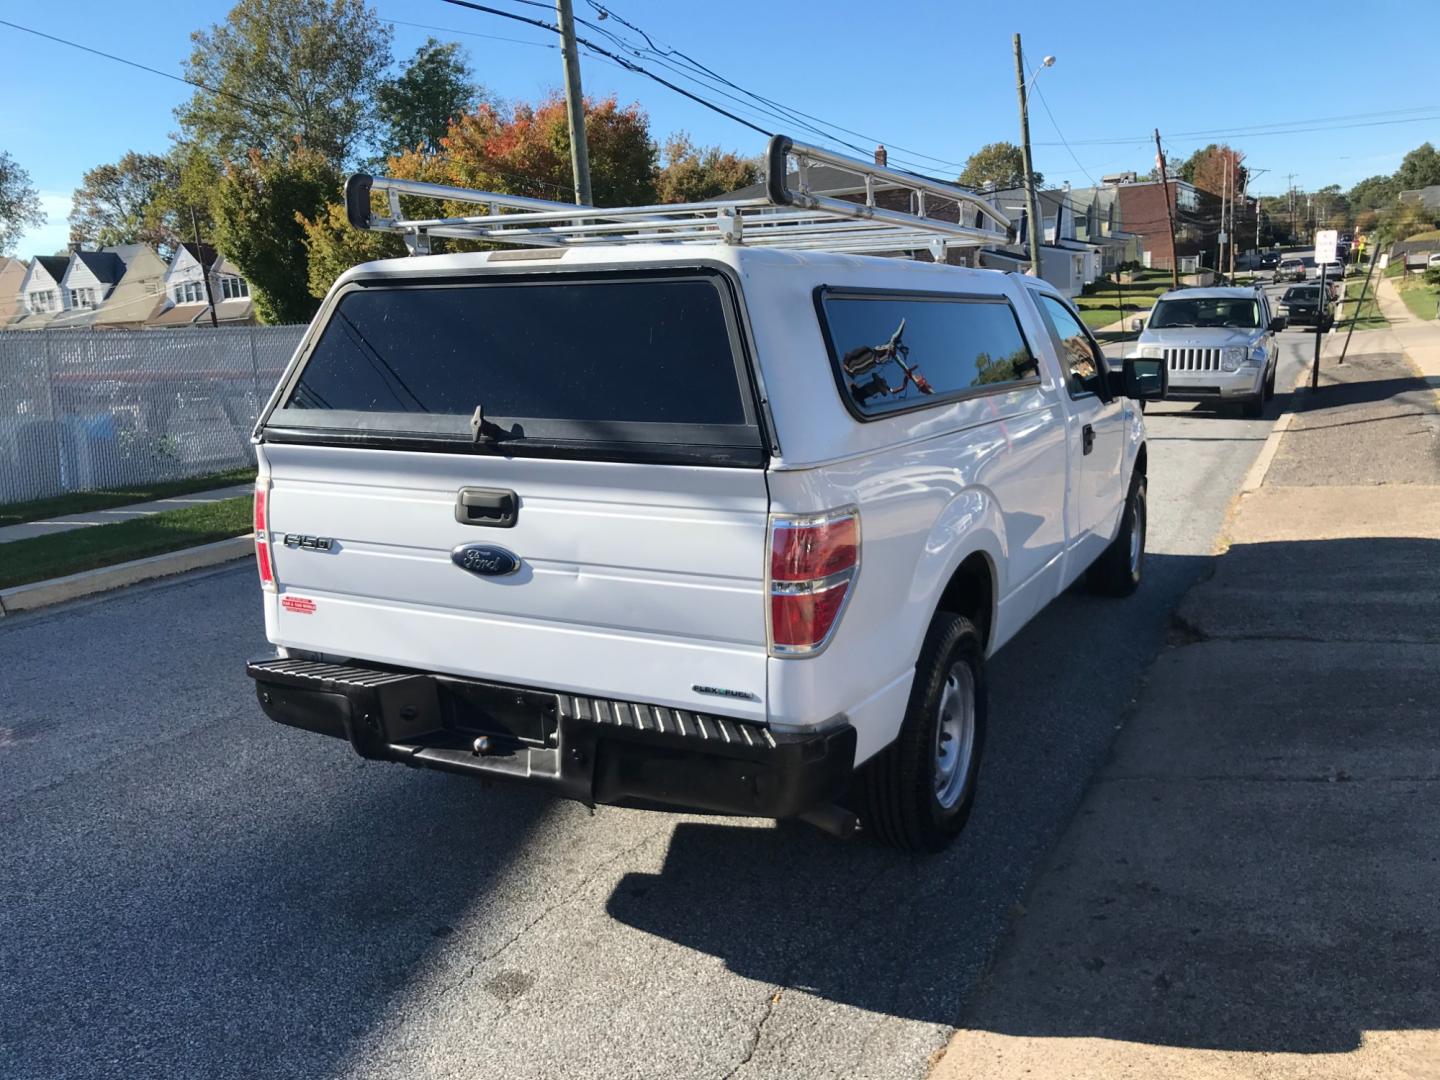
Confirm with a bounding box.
[69,152,181,249]
[1394,142,1440,192]
[0,150,45,254]
[300,95,656,298]
[442,95,656,207]
[1180,144,1246,196]
[654,133,758,203]
[377,38,481,154]
[213,145,340,323]
[150,143,225,242]
[1383,198,1436,242]
[1348,173,1399,211]
[177,0,393,166]
[957,142,1038,191]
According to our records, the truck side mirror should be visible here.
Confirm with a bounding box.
[1120,355,1167,401]
[1269,315,1287,332]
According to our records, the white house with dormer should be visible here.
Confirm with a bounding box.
[150,243,254,326]
[12,255,71,327]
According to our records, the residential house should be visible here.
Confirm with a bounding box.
[49,249,127,329]
[1398,185,1440,213]
[985,186,1095,297]
[0,257,26,323]
[1065,186,1144,272]
[1112,178,1225,273]
[91,245,169,329]
[149,243,255,326]
[10,254,70,329]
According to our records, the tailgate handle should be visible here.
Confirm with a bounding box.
[455,488,518,528]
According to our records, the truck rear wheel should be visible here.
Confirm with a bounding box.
[857,611,986,852]
[1088,473,1146,597]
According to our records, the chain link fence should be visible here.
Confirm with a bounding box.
[0,325,306,505]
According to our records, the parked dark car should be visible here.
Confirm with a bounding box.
[1275,258,1307,282]
[1281,284,1334,329]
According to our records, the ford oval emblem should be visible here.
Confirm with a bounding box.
[451,544,521,577]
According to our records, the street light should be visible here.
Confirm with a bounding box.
[1025,55,1057,92]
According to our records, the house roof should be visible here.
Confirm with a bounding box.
[47,305,101,329]
[179,242,221,270]
[103,243,148,267]
[92,245,169,327]
[33,255,70,285]
[71,250,127,285]
[148,302,208,327]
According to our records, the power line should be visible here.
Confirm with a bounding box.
[579,0,971,172]
[1028,76,1101,189]
[1036,106,1440,147]
[387,16,558,49]
[439,0,773,137]
[0,15,578,197]
[0,17,304,129]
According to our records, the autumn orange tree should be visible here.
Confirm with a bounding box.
[303,94,759,299]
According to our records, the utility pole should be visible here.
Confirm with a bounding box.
[191,207,219,329]
[1155,128,1180,290]
[1014,34,1043,278]
[555,0,593,206]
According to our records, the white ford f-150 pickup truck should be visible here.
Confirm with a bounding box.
[245,138,1166,851]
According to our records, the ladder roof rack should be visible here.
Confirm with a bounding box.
[345,135,1015,258]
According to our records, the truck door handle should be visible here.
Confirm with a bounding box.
[1082,423,1096,455]
[455,488,518,528]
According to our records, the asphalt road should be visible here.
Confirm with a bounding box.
[0,336,1315,1080]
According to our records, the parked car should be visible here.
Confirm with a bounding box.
[1316,259,1346,281]
[1281,284,1335,330]
[1428,252,1440,269]
[1131,287,1281,418]
[1275,258,1306,282]
[242,159,1165,853]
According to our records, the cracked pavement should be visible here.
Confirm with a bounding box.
[0,338,1315,1079]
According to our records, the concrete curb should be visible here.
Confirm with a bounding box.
[1240,410,1295,494]
[0,535,252,617]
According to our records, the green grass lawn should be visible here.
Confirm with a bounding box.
[1398,282,1439,320]
[0,467,256,529]
[1339,279,1388,330]
[0,497,252,590]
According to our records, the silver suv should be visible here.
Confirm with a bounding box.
[1132,287,1282,418]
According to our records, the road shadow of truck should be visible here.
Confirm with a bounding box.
[605,549,1220,1029]
[607,537,1440,1057]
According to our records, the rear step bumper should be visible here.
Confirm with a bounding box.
[246,657,855,818]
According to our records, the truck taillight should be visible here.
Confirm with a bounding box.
[767,508,859,656]
[254,481,275,592]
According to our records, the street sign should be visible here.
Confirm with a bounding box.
[1315,229,1338,264]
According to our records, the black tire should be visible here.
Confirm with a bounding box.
[1088,472,1146,597]
[1264,365,1277,401]
[857,612,987,853]
[1241,393,1264,418]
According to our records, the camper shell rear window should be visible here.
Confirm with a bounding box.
[261,268,764,466]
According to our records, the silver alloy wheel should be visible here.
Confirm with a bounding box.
[933,661,977,810]
[1128,491,1145,578]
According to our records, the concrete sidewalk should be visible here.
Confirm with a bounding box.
[0,483,251,544]
[933,345,1440,1077]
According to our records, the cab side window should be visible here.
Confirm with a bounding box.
[1035,294,1107,399]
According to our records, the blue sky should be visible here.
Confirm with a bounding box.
[3,0,1438,257]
